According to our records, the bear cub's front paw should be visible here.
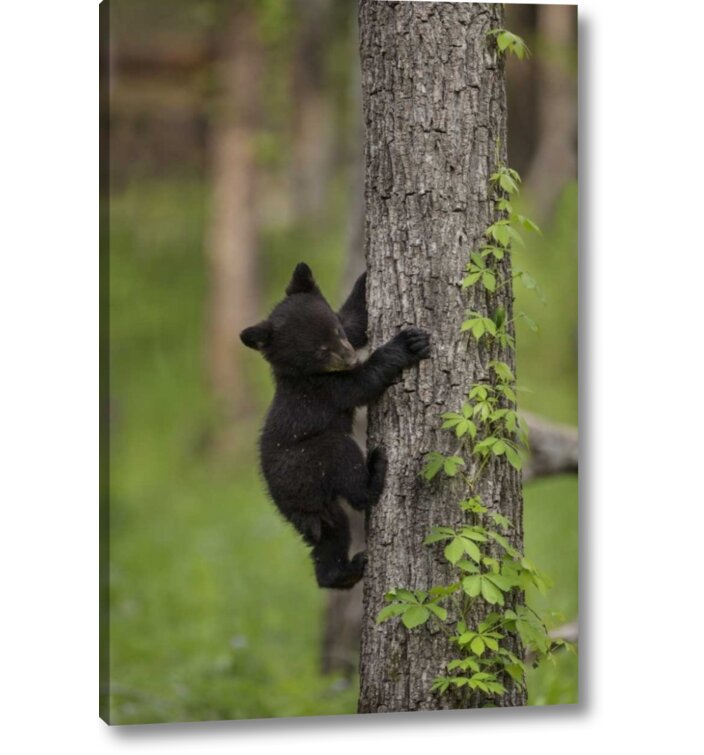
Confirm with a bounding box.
[394,327,431,365]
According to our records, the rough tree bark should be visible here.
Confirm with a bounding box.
[357,1,525,713]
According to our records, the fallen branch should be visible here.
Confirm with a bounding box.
[522,411,578,482]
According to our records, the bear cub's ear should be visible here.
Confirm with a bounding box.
[240,321,273,351]
[286,262,320,296]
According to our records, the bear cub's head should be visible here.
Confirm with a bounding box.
[240,263,358,376]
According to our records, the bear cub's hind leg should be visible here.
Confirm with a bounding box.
[312,502,365,589]
[334,439,386,513]
[366,447,387,508]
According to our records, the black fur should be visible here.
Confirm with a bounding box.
[240,263,430,589]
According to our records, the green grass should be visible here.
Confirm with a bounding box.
[515,182,579,705]
[106,177,578,722]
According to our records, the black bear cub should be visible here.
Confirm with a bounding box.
[241,263,430,589]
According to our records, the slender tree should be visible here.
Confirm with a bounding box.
[524,3,577,221]
[357,1,525,712]
[206,2,261,422]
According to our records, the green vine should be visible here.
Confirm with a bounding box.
[487,28,531,60]
[376,32,574,699]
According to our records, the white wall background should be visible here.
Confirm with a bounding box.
[0,0,700,752]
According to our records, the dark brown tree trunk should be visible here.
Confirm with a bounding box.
[206,5,260,422]
[357,1,525,713]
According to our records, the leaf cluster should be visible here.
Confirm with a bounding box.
[487,28,531,60]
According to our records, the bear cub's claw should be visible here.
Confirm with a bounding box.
[395,327,431,363]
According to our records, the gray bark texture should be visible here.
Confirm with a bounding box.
[357,1,525,713]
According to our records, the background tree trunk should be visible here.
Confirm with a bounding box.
[206,4,261,423]
[357,0,525,713]
[321,43,367,677]
[523,3,577,222]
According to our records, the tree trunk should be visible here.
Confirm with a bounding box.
[523,4,577,222]
[321,44,366,677]
[522,411,578,482]
[206,4,260,422]
[358,1,525,713]
[289,0,334,221]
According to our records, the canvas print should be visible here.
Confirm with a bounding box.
[101,0,578,724]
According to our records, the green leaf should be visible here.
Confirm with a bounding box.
[489,360,514,382]
[402,605,430,629]
[462,575,481,597]
[424,530,452,545]
[471,320,485,339]
[462,272,482,288]
[489,512,512,530]
[482,271,496,292]
[461,537,482,563]
[497,31,512,52]
[480,577,505,606]
[505,663,525,684]
[519,311,539,332]
[489,222,510,247]
[513,214,541,234]
[426,604,448,621]
[443,456,465,477]
[448,657,480,673]
[456,559,480,574]
[497,384,517,403]
[485,573,515,592]
[455,419,469,438]
[484,636,500,652]
[460,497,487,514]
[469,252,486,268]
[422,452,445,480]
[506,224,525,247]
[499,173,519,194]
[459,526,488,543]
[376,604,407,623]
[470,636,486,656]
[505,445,523,470]
[488,530,513,553]
[445,537,466,565]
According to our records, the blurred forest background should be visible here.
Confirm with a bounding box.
[102,0,577,724]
